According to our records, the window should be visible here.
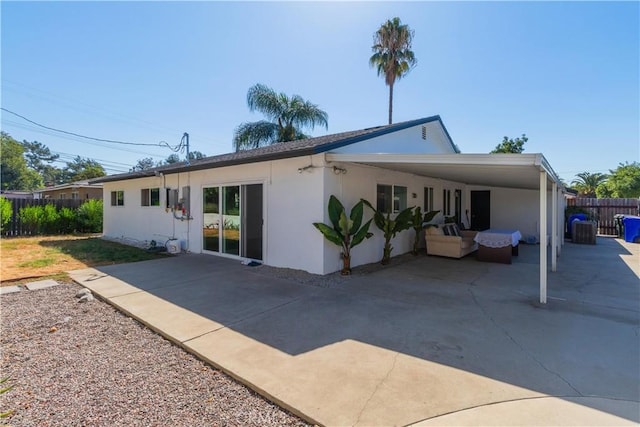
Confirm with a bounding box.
[443,189,451,216]
[111,190,124,206]
[424,187,434,211]
[377,184,407,214]
[141,188,160,206]
[71,192,79,200]
[59,193,66,199]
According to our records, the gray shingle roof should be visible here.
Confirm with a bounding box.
[92,115,450,183]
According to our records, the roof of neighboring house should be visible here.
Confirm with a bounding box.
[33,180,103,193]
[92,115,457,184]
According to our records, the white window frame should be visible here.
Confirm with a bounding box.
[110,190,124,207]
[424,187,434,212]
[443,189,452,216]
[377,184,408,214]
[141,188,160,207]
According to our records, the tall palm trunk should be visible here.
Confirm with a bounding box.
[388,83,394,125]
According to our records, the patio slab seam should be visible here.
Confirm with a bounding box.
[355,350,401,427]
[467,287,583,396]
[406,395,640,427]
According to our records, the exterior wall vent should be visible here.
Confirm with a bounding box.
[421,126,427,140]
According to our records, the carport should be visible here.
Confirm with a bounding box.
[326,152,564,303]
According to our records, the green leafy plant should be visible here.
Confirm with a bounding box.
[77,199,103,233]
[42,203,60,234]
[19,205,44,235]
[0,197,12,233]
[363,199,414,265]
[410,207,440,255]
[58,207,77,234]
[1,377,15,419]
[313,195,373,275]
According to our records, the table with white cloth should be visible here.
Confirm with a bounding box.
[474,229,522,264]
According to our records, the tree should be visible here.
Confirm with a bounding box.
[131,157,156,172]
[369,17,417,125]
[571,172,608,198]
[62,156,106,182]
[232,83,328,151]
[188,151,206,160]
[0,132,43,191]
[596,162,640,198]
[161,151,206,165]
[21,140,59,170]
[21,139,63,185]
[491,134,527,153]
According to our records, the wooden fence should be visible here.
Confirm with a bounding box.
[567,198,639,235]
[2,198,84,237]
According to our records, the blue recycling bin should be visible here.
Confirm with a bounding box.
[622,216,640,243]
[567,213,588,236]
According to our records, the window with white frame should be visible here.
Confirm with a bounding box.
[442,189,451,216]
[377,184,407,214]
[424,187,434,211]
[110,190,124,206]
[59,193,66,199]
[71,192,79,200]
[141,188,160,206]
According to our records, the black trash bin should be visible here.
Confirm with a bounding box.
[614,214,625,237]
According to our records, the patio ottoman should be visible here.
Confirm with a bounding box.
[477,244,512,264]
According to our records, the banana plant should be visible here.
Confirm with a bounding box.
[410,207,441,255]
[362,199,414,265]
[313,195,373,275]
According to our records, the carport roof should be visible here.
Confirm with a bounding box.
[325,153,562,190]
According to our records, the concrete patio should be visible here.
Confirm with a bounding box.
[69,237,639,426]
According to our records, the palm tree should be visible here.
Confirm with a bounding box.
[571,172,608,197]
[232,84,328,151]
[369,17,417,125]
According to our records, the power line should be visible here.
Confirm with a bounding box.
[1,107,173,148]
[2,119,170,158]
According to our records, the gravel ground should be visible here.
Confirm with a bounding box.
[0,283,310,427]
[254,252,419,288]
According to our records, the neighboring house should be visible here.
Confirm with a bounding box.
[93,116,565,302]
[33,181,103,201]
[0,191,34,199]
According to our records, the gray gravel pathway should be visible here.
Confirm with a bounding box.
[0,282,310,427]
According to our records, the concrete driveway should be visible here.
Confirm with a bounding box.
[69,237,639,426]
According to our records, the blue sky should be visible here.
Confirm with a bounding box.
[1,1,638,182]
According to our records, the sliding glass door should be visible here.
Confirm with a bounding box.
[202,184,262,260]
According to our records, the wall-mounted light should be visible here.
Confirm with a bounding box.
[298,165,314,173]
[332,166,347,175]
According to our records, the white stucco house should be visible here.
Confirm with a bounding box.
[93,116,565,303]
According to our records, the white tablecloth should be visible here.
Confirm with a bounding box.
[474,229,522,248]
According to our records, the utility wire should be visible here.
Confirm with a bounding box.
[2,119,169,158]
[1,107,171,148]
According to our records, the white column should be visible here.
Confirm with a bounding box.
[552,182,558,271]
[557,190,563,254]
[540,171,547,304]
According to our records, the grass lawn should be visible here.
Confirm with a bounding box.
[1,235,167,285]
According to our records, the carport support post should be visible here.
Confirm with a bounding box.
[552,182,558,272]
[540,171,547,304]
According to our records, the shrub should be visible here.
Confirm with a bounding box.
[41,203,61,234]
[58,207,77,233]
[0,197,12,232]
[19,205,44,234]
[77,199,103,233]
